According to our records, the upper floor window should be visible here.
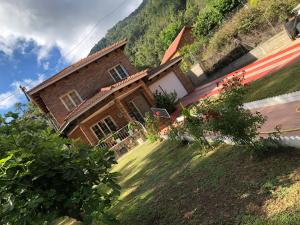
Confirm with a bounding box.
[91,116,117,140]
[109,64,128,82]
[60,90,82,111]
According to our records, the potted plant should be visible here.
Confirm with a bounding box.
[112,133,121,143]
[127,121,138,135]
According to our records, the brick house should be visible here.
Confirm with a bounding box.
[28,39,193,149]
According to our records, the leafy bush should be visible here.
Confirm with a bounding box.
[201,0,298,71]
[193,0,242,37]
[193,6,223,37]
[144,112,161,142]
[177,74,268,153]
[202,75,265,147]
[212,0,243,15]
[181,105,211,148]
[154,91,178,114]
[0,106,120,224]
[159,19,183,48]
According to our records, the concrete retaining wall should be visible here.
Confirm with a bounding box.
[243,90,300,110]
[167,132,300,149]
[186,63,208,86]
[279,136,300,148]
[210,30,294,79]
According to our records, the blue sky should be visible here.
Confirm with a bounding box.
[0,39,67,115]
[0,0,142,115]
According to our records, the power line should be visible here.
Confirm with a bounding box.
[0,0,138,105]
[0,90,19,103]
[0,86,30,104]
[62,0,133,60]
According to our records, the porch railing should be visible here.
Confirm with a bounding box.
[98,125,131,149]
[97,121,146,157]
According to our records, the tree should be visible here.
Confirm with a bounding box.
[0,105,120,224]
[198,74,265,147]
[159,20,183,48]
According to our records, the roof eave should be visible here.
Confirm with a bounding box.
[28,40,127,95]
[149,57,182,80]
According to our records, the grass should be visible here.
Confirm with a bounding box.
[244,60,300,103]
[111,141,300,225]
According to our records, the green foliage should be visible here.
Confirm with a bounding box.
[201,0,298,71]
[167,124,185,144]
[159,20,183,48]
[90,0,189,69]
[248,0,259,7]
[181,105,211,148]
[212,0,243,15]
[154,91,178,114]
[144,112,161,142]
[0,107,120,224]
[193,6,224,37]
[176,74,271,154]
[90,0,296,72]
[193,0,243,37]
[203,75,265,146]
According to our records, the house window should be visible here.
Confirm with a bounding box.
[109,64,128,82]
[91,116,117,140]
[60,90,82,111]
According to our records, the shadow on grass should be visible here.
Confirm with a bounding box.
[112,141,300,225]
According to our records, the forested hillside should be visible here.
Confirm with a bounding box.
[90,0,297,71]
[90,0,207,69]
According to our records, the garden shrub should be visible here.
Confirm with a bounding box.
[179,74,268,153]
[0,106,120,224]
[193,0,243,37]
[167,122,188,145]
[181,105,211,148]
[193,6,224,37]
[145,112,161,142]
[202,75,265,147]
[159,19,183,48]
[212,0,243,15]
[154,91,178,114]
[200,0,298,71]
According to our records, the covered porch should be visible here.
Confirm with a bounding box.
[64,77,154,155]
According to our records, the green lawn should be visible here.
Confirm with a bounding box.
[111,141,300,225]
[244,60,300,103]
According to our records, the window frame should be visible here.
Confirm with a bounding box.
[90,116,118,140]
[60,90,83,111]
[108,64,128,82]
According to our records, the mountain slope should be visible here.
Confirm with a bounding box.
[90,0,204,69]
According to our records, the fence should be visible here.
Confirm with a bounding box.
[97,121,146,158]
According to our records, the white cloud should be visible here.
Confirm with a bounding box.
[42,61,49,70]
[0,0,142,62]
[0,92,19,110]
[0,74,45,110]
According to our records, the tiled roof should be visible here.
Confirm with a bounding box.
[28,39,128,94]
[64,90,112,122]
[60,69,149,132]
[101,69,148,91]
[148,56,182,80]
[161,26,191,64]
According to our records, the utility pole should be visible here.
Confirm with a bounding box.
[19,85,31,102]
